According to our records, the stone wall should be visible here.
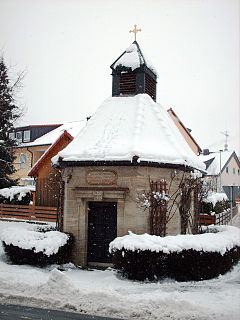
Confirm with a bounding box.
[62,165,184,266]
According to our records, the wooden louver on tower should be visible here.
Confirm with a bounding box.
[119,72,136,95]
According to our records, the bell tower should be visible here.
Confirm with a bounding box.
[110,40,157,101]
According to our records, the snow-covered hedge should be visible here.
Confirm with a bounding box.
[1,226,73,266]
[0,186,34,205]
[110,226,240,281]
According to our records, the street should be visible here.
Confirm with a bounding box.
[0,304,126,320]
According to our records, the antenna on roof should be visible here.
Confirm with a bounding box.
[221,130,229,151]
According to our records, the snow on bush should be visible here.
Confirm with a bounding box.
[203,192,228,207]
[110,227,240,281]
[1,226,68,256]
[110,226,240,256]
[0,186,35,205]
[0,186,34,201]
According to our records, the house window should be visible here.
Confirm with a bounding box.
[233,168,236,175]
[20,153,27,169]
[238,169,240,176]
[9,132,15,140]
[16,131,22,143]
[23,130,30,142]
[226,167,229,174]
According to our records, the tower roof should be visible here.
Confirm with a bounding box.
[53,94,205,171]
[110,41,157,76]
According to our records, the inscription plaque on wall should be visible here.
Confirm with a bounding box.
[86,171,117,185]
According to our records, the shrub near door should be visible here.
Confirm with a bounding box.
[109,226,240,281]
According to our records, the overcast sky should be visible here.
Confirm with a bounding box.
[0,0,239,154]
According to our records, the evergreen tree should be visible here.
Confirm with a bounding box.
[0,57,21,188]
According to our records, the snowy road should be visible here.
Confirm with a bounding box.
[0,303,126,320]
[0,221,239,320]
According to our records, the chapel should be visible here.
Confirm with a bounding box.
[53,37,205,267]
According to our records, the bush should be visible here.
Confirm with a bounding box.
[112,247,240,281]
[0,186,32,205]
[201,193,230,215]
[110,227,240,281]
[1,227,74,267]
[214,200,230,214]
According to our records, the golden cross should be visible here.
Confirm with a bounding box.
[129,24,142,41]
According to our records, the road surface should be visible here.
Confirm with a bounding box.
[0,303,126,320]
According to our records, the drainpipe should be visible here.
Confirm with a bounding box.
[27,147,33,168]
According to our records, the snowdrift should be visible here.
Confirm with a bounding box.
[1,225,73,266]
[110,226,240,281]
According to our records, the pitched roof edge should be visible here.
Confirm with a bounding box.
[56,159,205,173]
[28,131,73,177]
[221,151,240,173]
[167,108,202,153]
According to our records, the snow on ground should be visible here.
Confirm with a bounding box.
[0,220,240,320]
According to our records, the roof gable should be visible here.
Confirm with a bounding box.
[200,151,240,176]
[28,131,73,177]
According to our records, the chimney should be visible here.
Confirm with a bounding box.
[203,149,210,155]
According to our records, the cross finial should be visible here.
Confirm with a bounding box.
[129,24,142,41]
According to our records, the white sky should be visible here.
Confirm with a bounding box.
[0,0,239,154]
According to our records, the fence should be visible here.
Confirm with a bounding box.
[0,204,58,223]
[199,207,238,226]
[199,214,216,226]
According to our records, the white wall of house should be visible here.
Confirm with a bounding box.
[220,156,240,190]
[204,157,240,193]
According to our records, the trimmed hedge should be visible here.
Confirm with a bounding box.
[2,232,74,267]
[112,246,240,281]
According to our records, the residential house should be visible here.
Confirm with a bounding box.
[199,150,240,192]
[10,122,86,206]
[10,124,61,185]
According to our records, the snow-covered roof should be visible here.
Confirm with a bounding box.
[22,121,86,147]
[111,41,157,76]
[199,150,234,175]
[54,94,205,171]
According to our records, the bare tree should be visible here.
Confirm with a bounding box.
[137,169,209,236]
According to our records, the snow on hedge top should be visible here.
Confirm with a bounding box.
[53,94,205,171]
[111,41,157,75]
[109,226,240,255]
[0,186,35,201]
[203,192,228,207]
[1,226,69,256]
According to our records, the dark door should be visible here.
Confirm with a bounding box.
[87,202,117,263]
